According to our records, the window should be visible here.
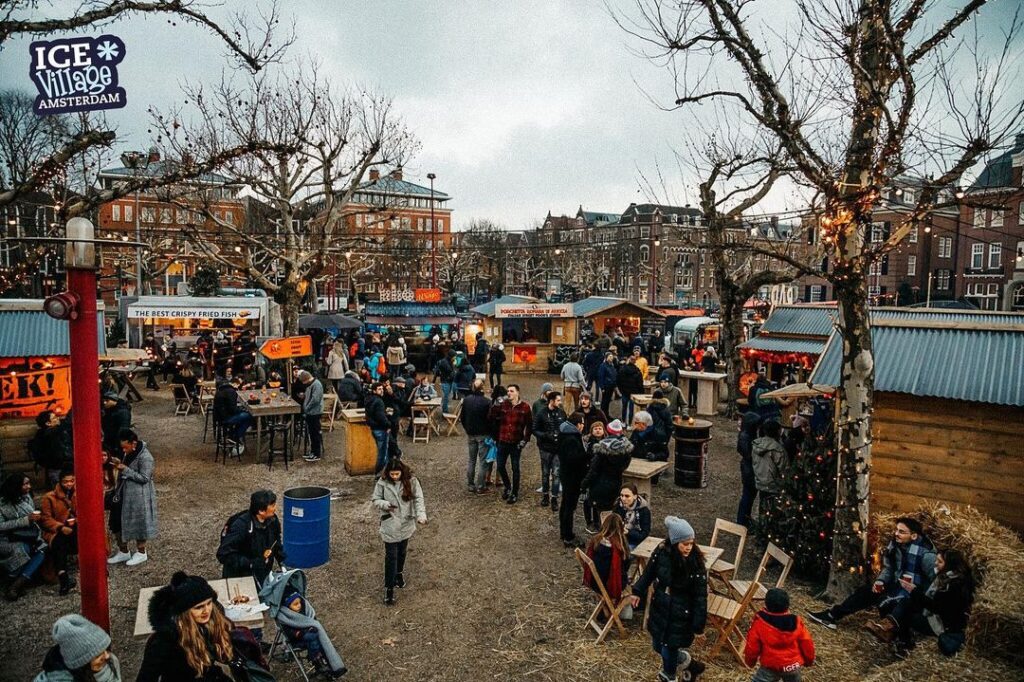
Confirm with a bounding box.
[907,255,917,276]
[908,226,917,243]
[992,210,1003,228]
[936,269,951,290]
[869,261,879,276]
[111,204,121,221]
[810,284,823,302]
[869,285,881,298]
[974,209,985,229]
[437,219,444,231]
[224,211,234,225]
[124,205,133,223]
[904,189,916,203]
[160,208,172,224]
[355,214,362,227]
[989,243,1002,268]
[987,283,999,296]
[699,250,705,265]
[140,206,155,223]
[871,223,884,243]
[417,217,424,231]
[639,245,649,262]
[640,226,650,238]
[971,243,984,269]
[402,217,411,230]
[176,208,186,224]
[938,236,952,258]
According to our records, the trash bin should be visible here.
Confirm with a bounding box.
[673,418,712,488]
[282,486,331,568]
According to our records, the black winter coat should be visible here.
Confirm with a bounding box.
[632,544,708,648]
[647,401,673,443]
[101,400,132,453]
[364,393,391,431]
[337,375,364,404]
[616,363,645,396]
[581,437,633,509]
[138,594,234,682]
[217,511,285,586]
[488,348,506,372]
[433,358,455,382]
[557,424,590,491]
[461,391,492,436]
[737,411,761,461]
[909,573,973,635]
[532,406,567,453]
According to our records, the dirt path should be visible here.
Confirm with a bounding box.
[1,375,1010,681]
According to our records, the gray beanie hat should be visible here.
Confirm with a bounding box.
[665,515,695,544]
[540,382,554,396]
[52,614,110,669]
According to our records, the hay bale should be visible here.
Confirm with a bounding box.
[875,503,1024,666]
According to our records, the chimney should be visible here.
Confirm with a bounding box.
[147,146,160,164]
[390,167,403,181]
[369,169,380,181]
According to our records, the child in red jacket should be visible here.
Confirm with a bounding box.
[744,588,816,682]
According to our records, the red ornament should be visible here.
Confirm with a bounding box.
[819,532,826,539]
[807,493,814,501]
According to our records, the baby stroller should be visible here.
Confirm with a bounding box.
[260,569,347,680]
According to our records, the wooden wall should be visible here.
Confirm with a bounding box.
[872,393,1024,532]
[0,418,45,486]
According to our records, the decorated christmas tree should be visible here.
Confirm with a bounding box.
[761,400,837,581]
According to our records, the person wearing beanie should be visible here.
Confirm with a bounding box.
[744,587,816,681]
[35,614,121,682]
[487,342,506,388]
[580,419,633,531]
[299,369,324,462]
[432,349,457,413]
[138,571,235,681]
[532,382,555,416]
[630,516,708,682]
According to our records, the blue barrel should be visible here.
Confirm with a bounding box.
[282,486,331,568]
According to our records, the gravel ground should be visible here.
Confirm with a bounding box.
[1,374,1014,681]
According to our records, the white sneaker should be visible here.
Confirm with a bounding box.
[107,551,131,564]
[126,551,149,566]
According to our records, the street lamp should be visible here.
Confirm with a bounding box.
[120,151,144,297]
[428,172,437,289]
[344,250,353,308]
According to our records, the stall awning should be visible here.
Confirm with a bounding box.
[737,335,825,356]
[762,383,835,399]
[364,316,459,326]
[128,298,264,319]
[0,306,107,357]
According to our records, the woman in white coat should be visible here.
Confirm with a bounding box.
[371,458,427,606]
[326,341,350,395]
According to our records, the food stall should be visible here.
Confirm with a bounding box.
[363,298,461,370]
[126,295,280,346]
[736,304,835,383]
[573,297,666,341]
[0,299,106,484]
[470,297,575,371]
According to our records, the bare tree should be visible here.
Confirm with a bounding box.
[0,1,294,209]
[621,0,1024,597]
[167,67,419,332]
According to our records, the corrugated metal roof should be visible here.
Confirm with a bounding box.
[363,302,456,317]
[738,336,826,355]
[760,305,837,338]
[470,295,540,317]
[871,308,1024,325]
[811,311,1024,406]
[355,176,451,200]
[0,310,107,357]
[573,297,665,318]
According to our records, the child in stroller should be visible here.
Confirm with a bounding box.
[261,569,347,679]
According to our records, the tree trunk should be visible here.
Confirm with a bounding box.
[718,279,745,418]
[275,281,302,336]
[826,235,874,601]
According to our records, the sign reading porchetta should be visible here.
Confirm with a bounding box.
[494,303,573,319]
[127,306,262,319]
[0,357,72,419]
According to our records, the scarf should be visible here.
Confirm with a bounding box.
[622,500,643,536]
[886,537,930,597]
[583,540,625,599]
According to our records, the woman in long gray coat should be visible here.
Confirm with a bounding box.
[371,458,427,606]
[0,473,46,600]
[107,429,157,567]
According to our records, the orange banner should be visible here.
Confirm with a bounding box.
[0,357,72,419]
[414,288,443,303]
[259,335,313,360]
[511,346,538,363]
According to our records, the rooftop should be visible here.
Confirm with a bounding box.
[470,295,540,317]
[758,304,838,338]
[99,160,236,186]
[0,300,107,356]
[969,133,1024,190]
[354,176,451,202]
[572,296,665,318]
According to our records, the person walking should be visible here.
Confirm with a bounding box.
[472,332,489,373]
[299,370,325,462]
[34,614,122,682]
[533,391,567,510]
[106,429,157,567]
[630,516,708,682]
[216,490,286,587]
[560,353,586,413]
[138,572,236,681]
[596,353,619,417]
[488,343,506,388]
[461,379,493,493]
[580,419,633,531]
[744,588,816,682]
[0,473,45,601]
[371,459,427,606]
[557,414,590,548]
[39,470,78,596]
[364,383,392,475]
[582,345,604,397]
[488,384,533,504]
[433,350,457,414]
[326,341,350,395]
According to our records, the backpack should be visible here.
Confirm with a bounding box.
[216,509,250,564]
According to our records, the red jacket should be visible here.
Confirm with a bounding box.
[488,399,533,445]
[743,610,815,672]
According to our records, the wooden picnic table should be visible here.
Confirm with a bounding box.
[631,537,725,579]
[103,365,144,403]
[134,576,264,637]
[677,370,727,416]
[632,393,655,407]
[622,458,670,501]
[412,397,443,436]
[246,392,301,456]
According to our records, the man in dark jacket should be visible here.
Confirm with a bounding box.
[472,333,489,373]
[557,415,590,547]
[30,410,72,486]
[432,351,456,413]
[655,354,680,387]
[616,355,645,424]
[569,392,608,434]
[596,353,618,417]
[364,382,392,474]
[735,411,762,527]
[461,379,492,493]
[532,391,567,510]
[217,489,286,586]
[582,345,604,395]
[336,370,364,405]
[100,391,132,455]
[213,376,252,456]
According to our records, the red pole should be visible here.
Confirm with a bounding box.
[67,224,110,630]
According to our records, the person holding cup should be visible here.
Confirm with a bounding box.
[39,469,79,596]
[809,516,936,633]
[0,473,46,601]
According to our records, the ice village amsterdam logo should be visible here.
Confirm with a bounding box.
[29,34,127,116]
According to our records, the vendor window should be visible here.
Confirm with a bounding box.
[502,320,550,343]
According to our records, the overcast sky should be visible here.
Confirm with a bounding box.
[2,1,1021,230]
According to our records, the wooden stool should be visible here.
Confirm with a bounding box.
[266,421,291,470]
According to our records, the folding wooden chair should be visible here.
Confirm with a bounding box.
[442,400,463,436]
[708,518,748,586]
[728,542,793,603]
[412,415,431,443]
[321,394,339,432]
[573,548,631,644]
[704,577,761,666]
[171,384,192,416]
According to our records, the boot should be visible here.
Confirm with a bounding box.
[395,573,406,589]
[680,658,705,681]
[384,587,396,606]
[865,617,897,644]
[550,496,559,512]
[58,572,76,596]
[4,576,29,602]
[540,493,550,508]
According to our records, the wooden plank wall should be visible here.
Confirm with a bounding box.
[0,419,46,486]
[871,393,1024,532]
